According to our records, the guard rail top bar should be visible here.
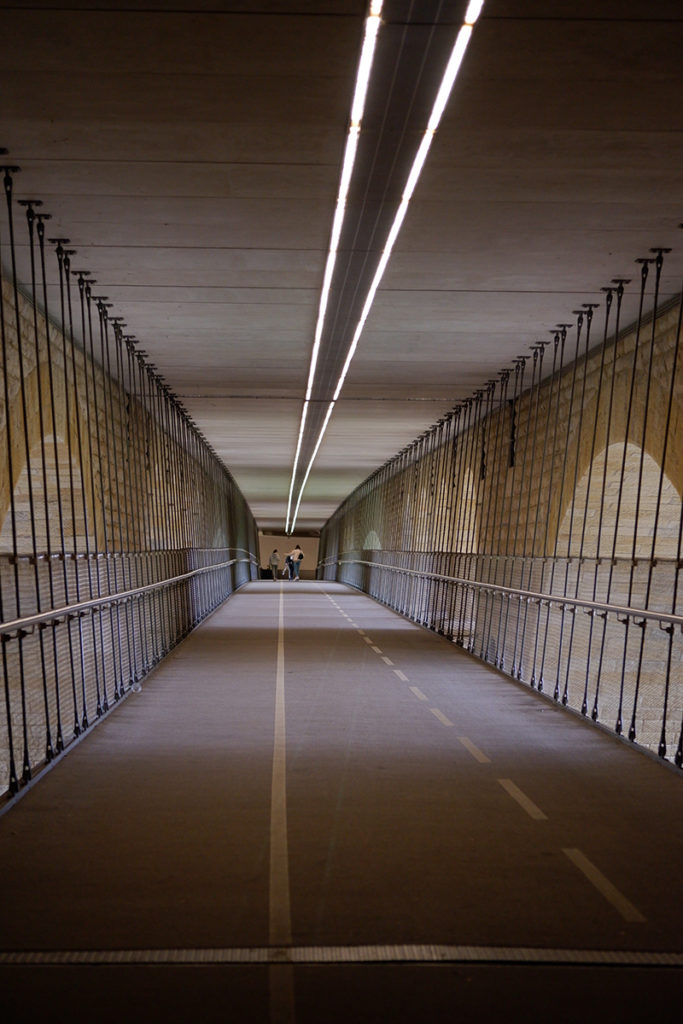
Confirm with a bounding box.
[321,558,683,629]
[0,552,258,637]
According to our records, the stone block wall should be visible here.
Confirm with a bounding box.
[0,273,258,794]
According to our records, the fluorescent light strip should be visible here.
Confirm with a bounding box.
[285,3,384,532]
[288,5,484,533]
[290,401,337,529]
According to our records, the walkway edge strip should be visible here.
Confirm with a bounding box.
[0,946,679,966]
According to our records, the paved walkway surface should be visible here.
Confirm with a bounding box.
[1,581,681,1022]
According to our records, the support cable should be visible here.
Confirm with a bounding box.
[559,302,598,705]
[511,346,543,678]
[528,330,562,690]
[494,359,525,667]
[572,289,615,715]
[3,167,35,782]
[35,210,67,753]
[52,239,87,733]
[587,281,628,721]
[593,259,651,732]
[619,249,669,740]
[21,198,56,761]
[514,341,549,678]
[0,164,21,794]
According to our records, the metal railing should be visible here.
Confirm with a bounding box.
[1,161,259,799]
[0,551,258,797]
[319,243,683,771]
[320,554,682,766]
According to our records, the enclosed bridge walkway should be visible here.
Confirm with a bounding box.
[0,580,680,1023]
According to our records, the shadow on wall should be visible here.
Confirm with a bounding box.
[258,532,320,580]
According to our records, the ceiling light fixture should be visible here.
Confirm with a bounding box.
[288,1,485,533]
[285,0,384,532]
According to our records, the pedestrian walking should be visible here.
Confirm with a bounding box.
[268,548,280,580]
[286,544,304,581]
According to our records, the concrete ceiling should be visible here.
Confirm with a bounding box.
[1,0,682,534]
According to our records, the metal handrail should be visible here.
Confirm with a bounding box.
[322,557,683,628]
[0,555,257,637]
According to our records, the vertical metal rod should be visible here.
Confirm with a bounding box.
[499,357,528,668]
[544,315,583,700]
[472,381,498,658]
[21,199,56,762]
[527,332,562,690]
[511,346,543,678]
[464,391,488,650]
[479,372,510,660]
[570,291,614,714]
[443,406,463,639]
[518,340,556,683]
[3,169,37,781]
[558,303,598,705]
[587,282,628,720]
[593,260,651,730]
[52,239,86,734]
[620,249,668,739]
[453,397,477,643]
[113,322,144,681]
[35,213,67,752]
[101,310,136,687]
[455,396,479,643]
[93,297,126,698]
[64,250,102,721]
[84,278,121,701]
[0,167,22,794]
[494,360,525,667]
[434,412,454,634]
[76,272,109,713]
[537,348,571,692]
[124,338,151,673]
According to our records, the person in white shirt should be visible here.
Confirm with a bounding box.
[286,544,304,580]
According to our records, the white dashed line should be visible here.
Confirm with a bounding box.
[409,686,429,701]
[381,656,394,666]
[563,848,645,923]
[394,670,409,682]
[371,645,383,654]
[358,629,367,636]
[457,736,491,764]
[498,779,547,821]
[429,707,454,727]
[363,636,373,645]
